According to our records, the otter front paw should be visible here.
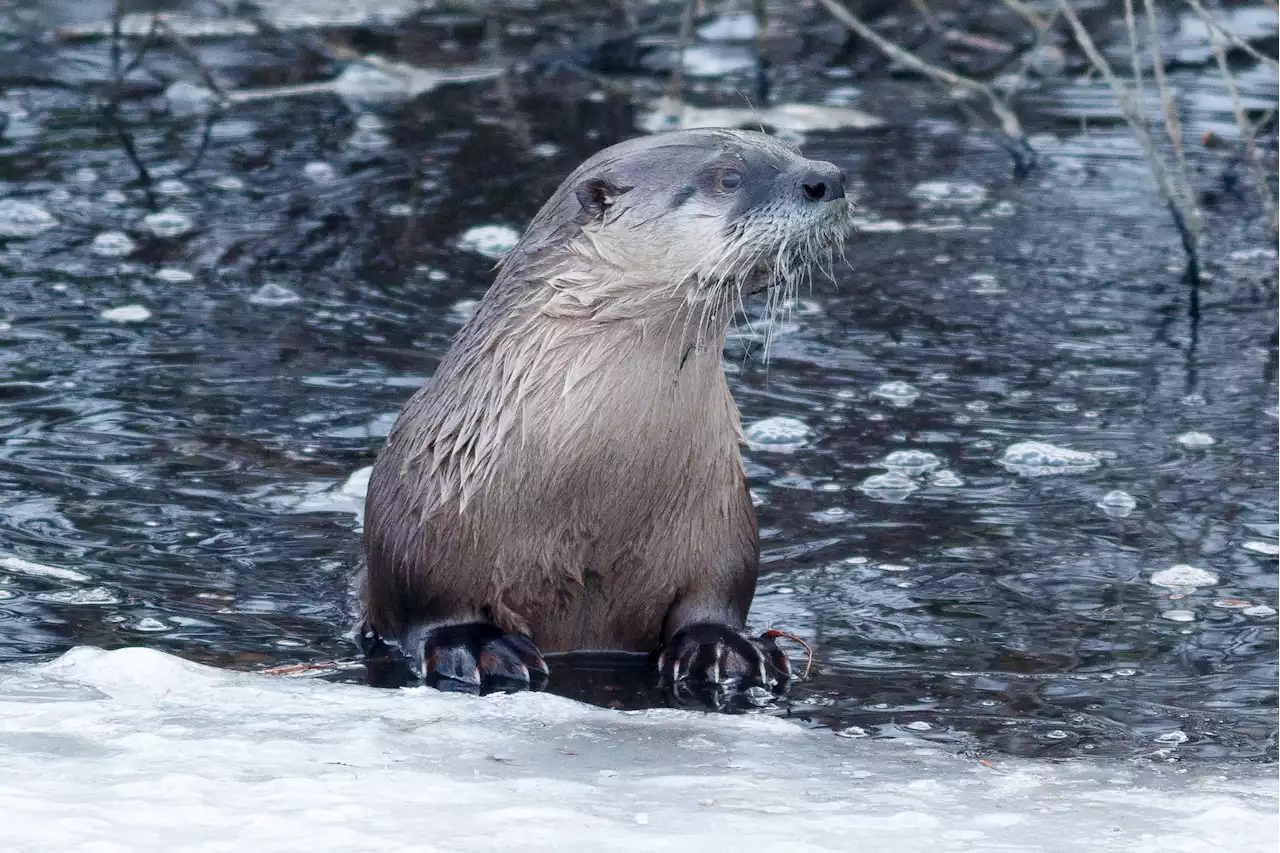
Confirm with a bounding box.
[658,622,792,698]
[419,622,549,695]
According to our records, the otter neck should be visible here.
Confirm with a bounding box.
[425,261,744,509]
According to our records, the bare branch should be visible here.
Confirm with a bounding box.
[1142,0,1196,223]
[1182,0,1279,71]
[1055,0,1200,271]
[816,0,1034,172]
[1122,0,1146,122]
[664,0,698,109]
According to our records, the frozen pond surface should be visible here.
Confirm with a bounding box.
[0,647,1275,853]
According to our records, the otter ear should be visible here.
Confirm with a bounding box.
[574,176,633,219]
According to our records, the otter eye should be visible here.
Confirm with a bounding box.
[719,169,743,191]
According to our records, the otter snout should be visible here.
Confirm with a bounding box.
[798,161,846,203]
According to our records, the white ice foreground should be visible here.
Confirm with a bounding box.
[0,648,1274,852]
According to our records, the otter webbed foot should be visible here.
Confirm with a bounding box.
[658,622,791,706]
[416,622,549,695]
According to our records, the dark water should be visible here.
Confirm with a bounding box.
[0,2,1276,761]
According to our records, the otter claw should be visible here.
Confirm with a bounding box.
[658,623,791,697]
[420,622,549,695]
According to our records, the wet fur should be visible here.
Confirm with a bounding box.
[361,129,854,658]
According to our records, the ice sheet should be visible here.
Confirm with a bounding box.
[0,648,1274,852]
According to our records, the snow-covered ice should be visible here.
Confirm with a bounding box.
[0,647,1274,852]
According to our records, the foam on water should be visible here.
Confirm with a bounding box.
[449,297,479,323]
[680,45,757,77]
[880,450,943,475]
[458,224,520,259]
[0,647,1272,853]
[248,283,302,306]
[1242,541,1279,556]
[99,304,152,323]
[1097,490,1137,518]
[998,441,1101,476]
[638,102,882,135]
[90,231,136,257]
[744,416,811,451]
[165,80,219,117]
[304,161,338,183]
[346,127,390,151]
[1176,431,1216,448]
[0,199,58,237]
[908,181,989,208]
[858,471,919,502]
[31,587,120,605]
[1160,609,1198,623]
[1150,565,1219,589]
[930,469,964,488]
[156,267,195,283]
[871,381,920,407]
[143,208,195,237]
[0,555,90,583]
[155,179,191,196]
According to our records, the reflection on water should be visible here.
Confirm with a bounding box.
[0,2,1275,761]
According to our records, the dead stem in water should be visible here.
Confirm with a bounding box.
[1057,0,1202,277]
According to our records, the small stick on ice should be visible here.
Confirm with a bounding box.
[761,629,814,679]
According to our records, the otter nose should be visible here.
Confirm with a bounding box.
[800,162,846,203]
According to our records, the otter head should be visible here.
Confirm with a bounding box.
[508,129,855,334]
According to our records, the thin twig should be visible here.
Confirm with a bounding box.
[1141,0,1198,236]
[665,0,697,109]
[1122,0,1147,124]
[104,6,157,186]
[1125,0,1202,246]
[752,0,770,105]
[261,659,359,677]
[761,629,814,679]
[109,0,122,78]
[1056,0,1200,276]
[817,0,1035,173]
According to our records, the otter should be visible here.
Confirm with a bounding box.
[357,129,853,696]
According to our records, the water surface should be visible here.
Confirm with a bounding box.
[0,1,1276,761]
